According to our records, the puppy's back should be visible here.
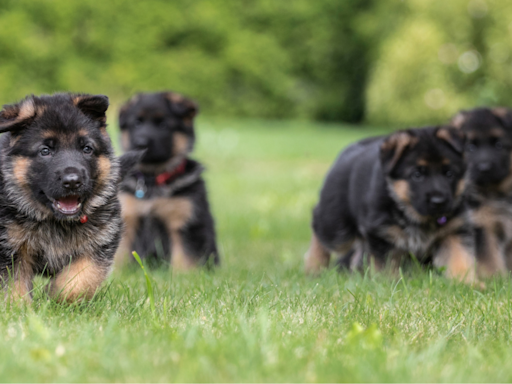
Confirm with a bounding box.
[313,135,385,247]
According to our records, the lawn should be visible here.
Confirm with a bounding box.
[2,119,512,382]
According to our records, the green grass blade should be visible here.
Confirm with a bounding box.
[132,251,155,315]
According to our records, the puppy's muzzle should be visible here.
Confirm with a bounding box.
[62,167,83,191]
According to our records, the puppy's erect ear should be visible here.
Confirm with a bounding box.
[380,130,418,175]
[118,94,141,130]
[492,107,512,129]
[118,150,145,181]
[163,92,199,121]
[0,97,37,134]
[73,94,109,126]
[450,110,469,129]
[436,126,465,154]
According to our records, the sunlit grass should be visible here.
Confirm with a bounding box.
[1,119,510,382]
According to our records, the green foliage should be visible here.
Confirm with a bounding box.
[2,1,512,125]
[0,0,376,122]
[366,0,512,126]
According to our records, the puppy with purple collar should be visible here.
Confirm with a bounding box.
[306,126,477,282]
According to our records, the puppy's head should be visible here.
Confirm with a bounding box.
[451,107,512,186]
[380,127,467,222]
[119,91,197,167]
[0,93,120,221]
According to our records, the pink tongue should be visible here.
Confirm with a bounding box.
[58,196,79,210]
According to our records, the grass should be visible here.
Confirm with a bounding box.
[1,118,512,382]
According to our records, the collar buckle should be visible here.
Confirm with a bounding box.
[135,176,146,199]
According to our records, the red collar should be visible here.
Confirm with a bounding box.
[155,159,187,186]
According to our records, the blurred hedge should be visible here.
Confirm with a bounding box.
[0,0,380,122]
[1,0,509,125]
[366,0,512,126]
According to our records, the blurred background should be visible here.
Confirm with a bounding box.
[0,0,510,126]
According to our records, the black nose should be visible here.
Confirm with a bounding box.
[477,161,492,172]
[429,194,447,206]
[133,137,149,150]
[62,168,82,190]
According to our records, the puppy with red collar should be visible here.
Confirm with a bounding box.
[115,92,219,269]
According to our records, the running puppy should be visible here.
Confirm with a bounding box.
[0,93,139,302]
[451,107,512,276]
[306,126,477,282]
[115,91,219,269]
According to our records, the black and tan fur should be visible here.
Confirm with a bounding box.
[115,91,219,269]
[0,93,139,302]
[451,107,512,276]
[306,126,478,282]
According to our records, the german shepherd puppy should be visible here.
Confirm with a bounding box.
[451,107,512,276]
[305,126,477,282]
[0,93,140,302]
[115,91,219,269]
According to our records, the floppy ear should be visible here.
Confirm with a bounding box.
[163,92,199,120]
[118,150,145,181]
[436,126,465,154]
[73,94,109,126]
[0,97,37,134]
[380,130,418,175]
[492,107,512,128]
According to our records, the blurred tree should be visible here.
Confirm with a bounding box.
[366,0,512,126]
[1,0,509,125]
[0,0,377,122]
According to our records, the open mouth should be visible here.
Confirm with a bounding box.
[51,195,82,216]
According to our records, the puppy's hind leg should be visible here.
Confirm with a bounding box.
[175,203,220,269]
[475,227,506,278]
[2,256,34,303]
[335,240,365,272]
[114,193,142,268]
[433,234,477,284]
[305,232,333,275]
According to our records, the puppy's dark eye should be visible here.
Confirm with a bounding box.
[154,118,164,126]
[495,140,503,150]
[83,146,93,154]
[40,147,51,156]
[445,170,454,178]
[412,169,424,182]
[136,117,144,124]
[467,142,477,152]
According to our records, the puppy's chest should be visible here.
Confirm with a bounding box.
[384,225,436,258]
[4,220,115,267]
[120,192,194,231]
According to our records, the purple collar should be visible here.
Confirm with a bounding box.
[436,216,448,226]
